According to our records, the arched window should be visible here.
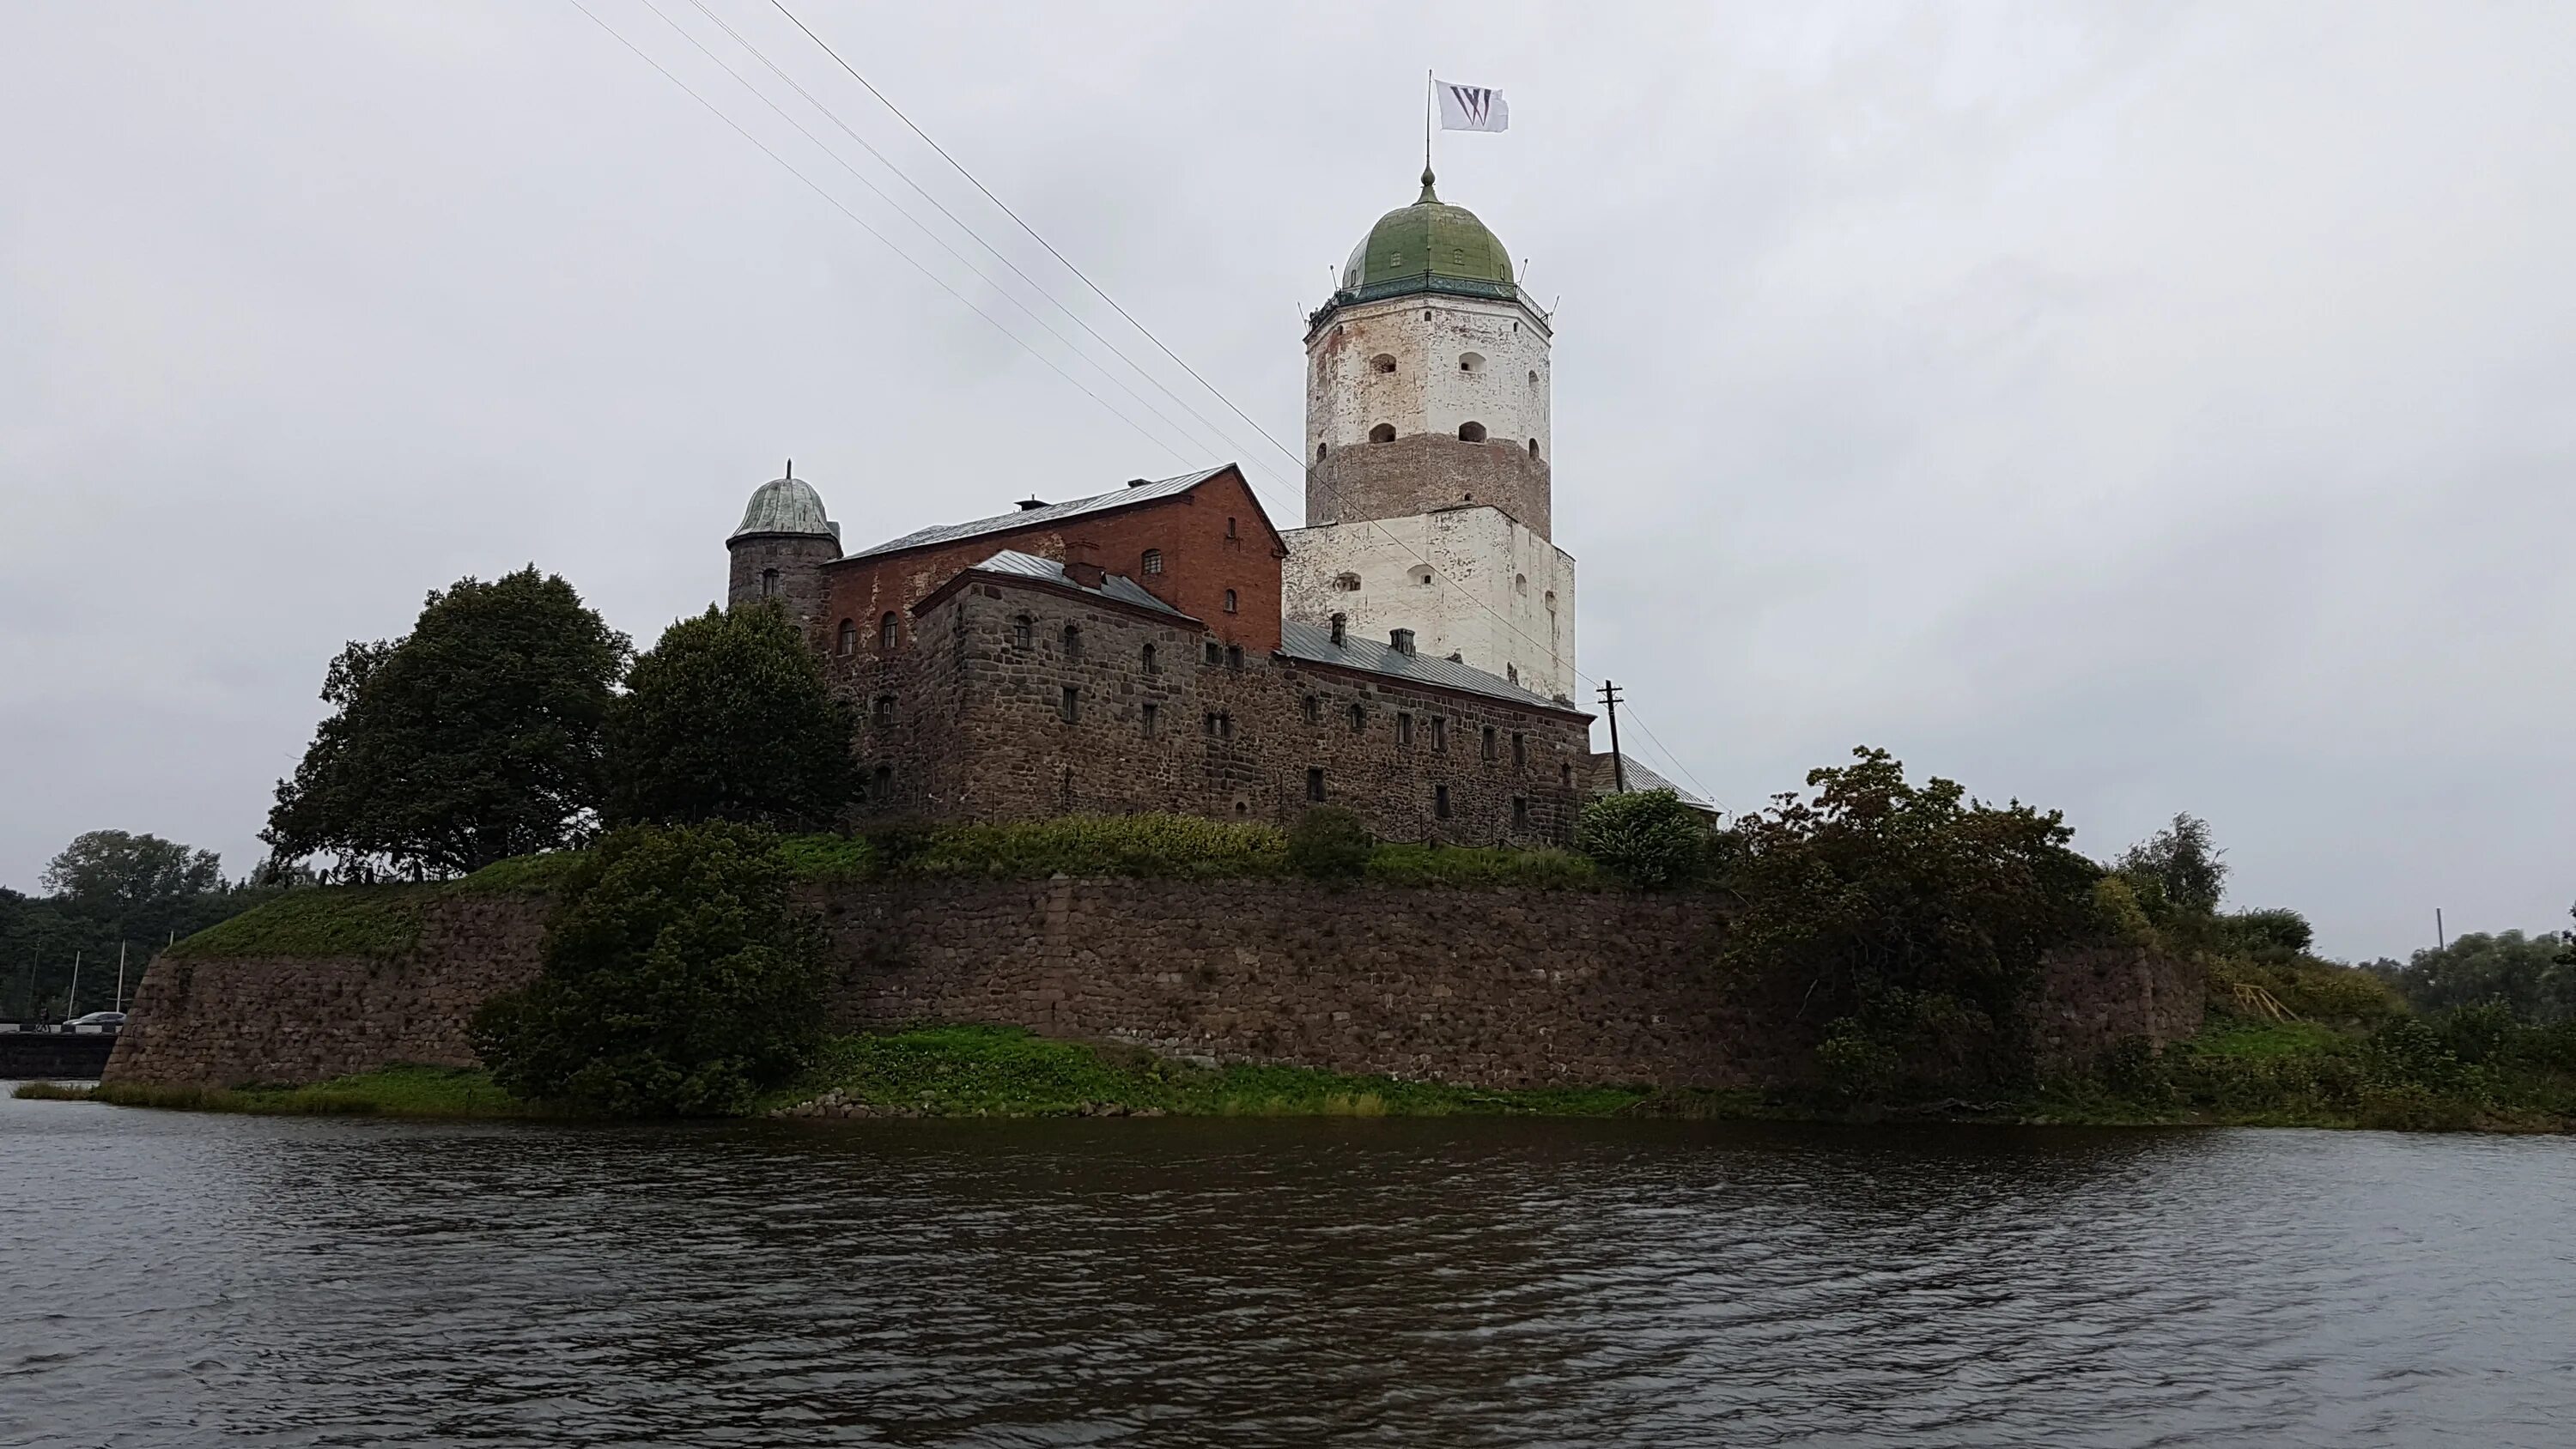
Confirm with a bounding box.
[1142,549,1163,575]
[1458,351,1485,373]
[760,568,780,597]
[1315,442,1327,461]
[1369,423,1396,444]
[1370,353,1397,374]
[1458,421,1487,443]
[1528,439,1540,458]
[1543,591,1557,612]
[1514,573,1528,595]
[1013,615,1033,649]
[872,694,895,726]
[1333,572,1360,591]
[1224,589,1238,614]
[1409,564,1434,586]
[878,612,898,650]
[1141,642,1157,674]
[1528,368,1539,389]
[1062,624,1082,661]
[1348,702,1366,733]
[835,618,856,656]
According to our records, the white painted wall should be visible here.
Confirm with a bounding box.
[1306,294,1552,464]
[1283,505,1577,702]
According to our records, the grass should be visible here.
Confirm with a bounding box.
[454,851,590,894]
[1362,842,1604,889]
[763,1024,1759,1119]
[14,1064,553,1119]
[164,885,430,960]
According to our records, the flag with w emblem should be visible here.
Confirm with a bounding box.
[1436,80,1509,133]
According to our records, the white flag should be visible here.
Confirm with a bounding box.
[1436,80,1509,133]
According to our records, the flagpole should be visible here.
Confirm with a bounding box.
[1425,70,1434,174]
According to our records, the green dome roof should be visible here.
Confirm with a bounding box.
[1336,169,1516,300]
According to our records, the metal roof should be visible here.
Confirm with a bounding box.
[732,476,835,540]
[1595,754,1716,812]
[964,549,1191,618]
[843,464,1235,561]
[1279,619,1580,714]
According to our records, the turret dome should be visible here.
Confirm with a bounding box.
[731,470,836,543]
[1335,169,1516,300]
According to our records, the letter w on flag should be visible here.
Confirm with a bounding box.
[1437,81,1509,133]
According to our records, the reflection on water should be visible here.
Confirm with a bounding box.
[5,1095,2573,1447]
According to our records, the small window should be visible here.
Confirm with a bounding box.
[872,764,891,798]
[760,568,780,597]
[879,612,898,650]
[1512,732,1528,767]
[1399,712,1414,745]
[1142,701,1159,737]
[1349,703,1365,733]
[1333,572,1360,591]
[1316,442,1327,460]
[872,694,895,726]
[835,618,856,656]
[1205,640,1222,664]
[1369,423,1396,444]
[1514,573,1528,595]
[1560,763,1573,786]
[1224,589,1239,614]
[1306,767,1326,803]
[1220,712,1234,738]
[1060,685,1079,722]
[1482,725,1498,761]
[1141,642,1158,674]
[1062,624,1081,661]
[1459,421,1487,443]
[1513,797,1530,828]
[1528,439,1540,458]
[1431,718,1448,752]
[1507,664,1519,685]
[1142,549,1163,575]
[1204,711,1219,737]
[1226,645,1243,671]
[1528,368,1539,388]
[1013,615,1033,649]
[1409,564,1433,586]
[1435,784,1452,819]
[1458,351,1485,373]
[1543,591,1557,612]
[1370,353,1396,374]
[1226,517,1238,539]
[1303,695,1321,724]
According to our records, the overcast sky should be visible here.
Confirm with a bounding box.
[4,2,2569,959]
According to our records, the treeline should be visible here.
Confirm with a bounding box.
[1,831,281,1018]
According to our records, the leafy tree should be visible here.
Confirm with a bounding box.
[41,831,222,912]
[264,568,629,878]
[1285,807,1371,881]
[2115,812,2227,919]
[603,604,858,829]
[1575,789,1710,889]
[469,823,827,1116]
[2371,929,2576,1022]
[2219,906,2314,961]
[1719,747,2101,1094]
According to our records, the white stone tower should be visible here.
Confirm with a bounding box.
[1282,168,1576,701]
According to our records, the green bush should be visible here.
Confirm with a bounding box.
[470,822,828,1117]
[1285,808,1372,881]
[1575,789,1710,889]
[1363,843,1603,889]
[775,832,879,882]
[914,814,1289,878]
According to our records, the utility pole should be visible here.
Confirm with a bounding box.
[65,950,80,1023]
[1598,680,1627,793]
[115,942,128,1014]
[2436,908,2446,952]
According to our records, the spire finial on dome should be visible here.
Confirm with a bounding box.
[1418,167,1438,203]
[785,458,793,479]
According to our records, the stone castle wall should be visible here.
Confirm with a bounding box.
[101,880,2199,1092]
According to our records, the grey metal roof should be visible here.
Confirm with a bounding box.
[732,476,835,540]
[845,464,1234,561]
[1594,754,1716,812]
[1279,619,1580,714]
[967,549,1192,619]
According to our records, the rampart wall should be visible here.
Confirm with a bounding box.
[102,880,2199,1092]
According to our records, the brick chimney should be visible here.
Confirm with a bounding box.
[1389,627,1415,656]
[1063,538,1105,589]
[1329,612,1347,646]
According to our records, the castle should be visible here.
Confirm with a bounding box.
[724,170,1688,846]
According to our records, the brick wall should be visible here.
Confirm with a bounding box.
[100,879,2199,1092]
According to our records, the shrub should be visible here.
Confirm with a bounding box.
[1575,789,1710,889]
[914,815,1287,878]
[605,605,859,830]
[1285,808,1371,881]
[1363,844,1602,889]
[470,822,827,1117]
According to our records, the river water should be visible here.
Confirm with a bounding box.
[5,1094,2573,1447]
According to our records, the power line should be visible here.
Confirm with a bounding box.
[562,0,1193,466]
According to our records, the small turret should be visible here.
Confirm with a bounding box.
[726,461,841,635]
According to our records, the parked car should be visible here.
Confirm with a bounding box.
[64,1011,126,1028]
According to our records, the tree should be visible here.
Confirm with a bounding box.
[41,831,222,912]
[469,823,828,1116]
[2372,929,2576,1022]
[1575,789,1710,889]
[2114,812,2227,919]
[264,567,629,877]
[604,604,859,830]
[1719,747,2102,1094]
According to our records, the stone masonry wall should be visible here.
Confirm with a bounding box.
[102,877,2198,1092]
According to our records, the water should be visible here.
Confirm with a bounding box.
[5,1094,2573,1447]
